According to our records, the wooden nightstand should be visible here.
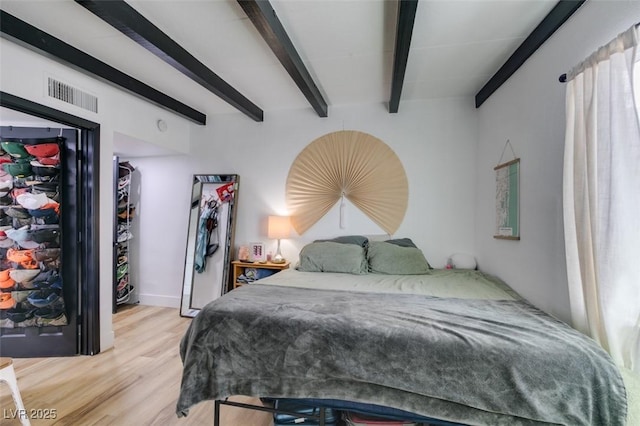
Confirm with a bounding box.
[232,260,290,289]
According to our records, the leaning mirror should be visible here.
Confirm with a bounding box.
[180,175,238,317]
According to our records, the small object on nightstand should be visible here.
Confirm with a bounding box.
[249,242,265,262]
[238,246,250,262]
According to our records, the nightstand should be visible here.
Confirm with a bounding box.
[232,260,290,289]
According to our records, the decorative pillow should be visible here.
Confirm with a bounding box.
[367,241,431,275]
[314,235,369,248]
[297,241,368,274]
[450,253,477,270]
[384,238,417,248]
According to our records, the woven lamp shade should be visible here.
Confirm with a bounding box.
[286,130,408,235]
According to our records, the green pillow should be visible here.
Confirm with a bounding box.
[297,241,368,274]
[384,238,417,248]
[367,241,431,275]
[314,235,369,248]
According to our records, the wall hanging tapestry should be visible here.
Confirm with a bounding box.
[286,130,408,235]
[494,140,520,240]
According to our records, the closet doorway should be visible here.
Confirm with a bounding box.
[0,92,100,356]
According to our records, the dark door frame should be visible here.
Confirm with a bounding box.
[1,91,101,355]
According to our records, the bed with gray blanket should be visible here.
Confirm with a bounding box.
[177,239,630,425]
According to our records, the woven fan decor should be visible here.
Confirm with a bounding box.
[286,130,408,235]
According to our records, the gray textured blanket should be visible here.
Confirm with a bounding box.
[177,284,627,425]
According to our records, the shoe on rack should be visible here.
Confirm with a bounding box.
[116,275,129,292]
[116,263,128,280]
[27,288,61,308]
[0,277,15,291]
[116,285,134,304]
[0,293,16,309]
[117,229,133,243]
[117,174,131,189]
[9,269,40,284]
[6,305,36,322]
[117,254,128,266]
[24,143,59,159]
[34,304,65,319]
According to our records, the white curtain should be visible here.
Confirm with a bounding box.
[563,24,640,373]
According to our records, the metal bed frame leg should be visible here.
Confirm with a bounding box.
[214,400,221,426]
[213,399,328,425]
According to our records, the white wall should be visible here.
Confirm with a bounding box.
[474,0,640,324]
[0,39,197,351]
[131,98,480,306]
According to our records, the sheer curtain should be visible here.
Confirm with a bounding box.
[563,24,640,373]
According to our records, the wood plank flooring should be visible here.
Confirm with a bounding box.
[0,305,273,426]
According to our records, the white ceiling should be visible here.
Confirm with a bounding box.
[1,0,557,119]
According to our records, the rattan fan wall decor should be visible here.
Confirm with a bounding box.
[286,130,408,235]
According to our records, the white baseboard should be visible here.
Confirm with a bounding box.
[137,293,181,308]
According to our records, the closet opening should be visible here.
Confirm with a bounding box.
[0,92,100,356]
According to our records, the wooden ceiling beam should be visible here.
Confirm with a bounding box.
[238,0,328,118]
[389,0,419,114]
[0,10,206,125]
[76,0,263,122]
[475,0,586,108]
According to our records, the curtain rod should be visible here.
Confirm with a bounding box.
[559,22,639,83]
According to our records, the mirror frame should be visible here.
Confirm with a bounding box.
[180,174,239,317]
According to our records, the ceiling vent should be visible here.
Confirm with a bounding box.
[47,77,98,113]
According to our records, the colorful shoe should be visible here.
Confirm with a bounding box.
[27,288,61,307]
[0,141,30,159]
[29,161,59,177]
[5,206,30,219]
[0,292,16,309]
[28,228,60,244]
[117,229,133,243]
[34,248,60,262]
[9,269,40,284]
[0,277,15,290]
[0,235,15,249]
[24,143,59,158]
[34,305,64,319]
[116,275,129,292]
[16,192,51,210]
[6,305,36,322]
[36,154,60,166]
[116,254,128,266]
[116,285,134,304]
[6,248,39,269]
[116,263,128,280]
[2,162,32,178]
[117,174,131,189]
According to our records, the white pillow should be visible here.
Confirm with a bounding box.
[450,253,477,270]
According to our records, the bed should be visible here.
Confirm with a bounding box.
[177,238,632,425]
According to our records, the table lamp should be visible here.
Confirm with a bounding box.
[268,216,290,264]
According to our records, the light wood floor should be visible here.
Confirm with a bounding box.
[0,305,273,426]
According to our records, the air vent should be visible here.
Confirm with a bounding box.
[47,77,98,113]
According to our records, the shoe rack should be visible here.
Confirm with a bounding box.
[113,158,137,311]
[0,137,67,328]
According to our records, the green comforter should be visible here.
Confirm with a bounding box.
[177,283,627,425]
